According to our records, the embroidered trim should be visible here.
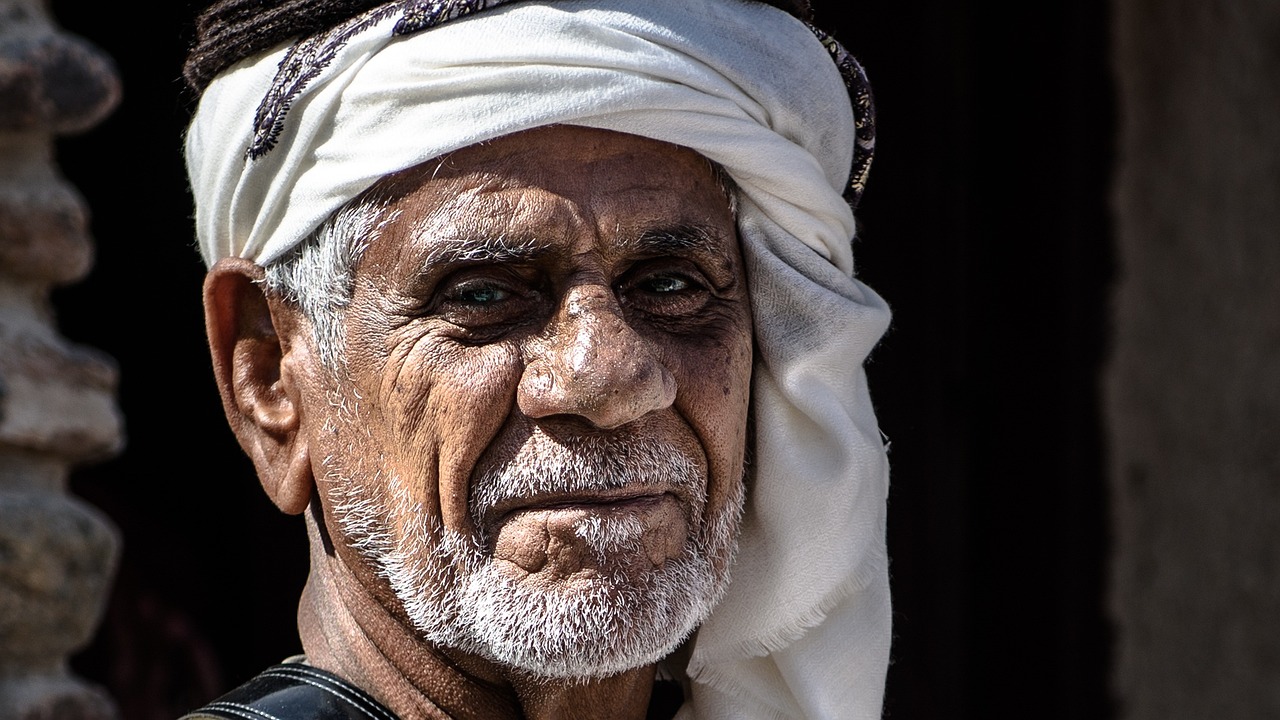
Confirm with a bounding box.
[395,0,521,35]
[248,2,403,158]
[246,0,876,211]
[805,23,876,209]
[248,0,525,159]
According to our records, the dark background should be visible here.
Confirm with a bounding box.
[51,1,1113,718]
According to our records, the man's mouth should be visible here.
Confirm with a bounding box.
[486,489,691,576]
[486,488,677,528]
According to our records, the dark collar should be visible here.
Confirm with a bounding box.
[180,662,400,720]
[182,661,685,720]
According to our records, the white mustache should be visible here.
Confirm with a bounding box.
[469,431,705,530]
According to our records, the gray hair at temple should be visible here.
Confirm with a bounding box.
[260,194,387,372]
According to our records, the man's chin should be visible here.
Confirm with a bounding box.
[344,462,746,680]
[448,546,728,679]
[378,514,738,680]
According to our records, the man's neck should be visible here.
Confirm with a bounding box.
[296,512,659,720]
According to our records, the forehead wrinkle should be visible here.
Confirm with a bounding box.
[404,178,598,270]
[403,187,563,269]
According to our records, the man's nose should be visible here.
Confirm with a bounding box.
[517,285,676,429]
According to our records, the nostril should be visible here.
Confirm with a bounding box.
[522,363,557,401]
[518,346,676,427]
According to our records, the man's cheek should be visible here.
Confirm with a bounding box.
[410,344,524,533]
[665,330,752,420]
[378,337,513,438]
[665,330,752,521]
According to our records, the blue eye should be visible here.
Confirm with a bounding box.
[644,275,690,293]
[454,282,510,304]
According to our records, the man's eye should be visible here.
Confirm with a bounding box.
[641,275,691,294]
[620,265,712,322]
[452,281,511,304]
[428,271,546,340]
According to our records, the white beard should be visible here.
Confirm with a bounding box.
[327,429,744,679]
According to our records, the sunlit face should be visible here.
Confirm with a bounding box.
[298,125,753,678]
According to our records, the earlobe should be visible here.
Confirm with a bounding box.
[204,257,314,515]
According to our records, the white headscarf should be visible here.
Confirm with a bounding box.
[186,1,891,717]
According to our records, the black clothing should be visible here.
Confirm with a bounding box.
[181,662,399,720]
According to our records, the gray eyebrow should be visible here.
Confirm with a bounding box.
[420,234,551,267]
[620,224,726,255]
[414,223,727,269]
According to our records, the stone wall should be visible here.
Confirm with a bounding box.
[0,0,123,717]
[1108,0,1280,717]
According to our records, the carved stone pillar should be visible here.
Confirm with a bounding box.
[0,0,124,717]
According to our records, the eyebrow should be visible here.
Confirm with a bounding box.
[419,233,552,267]
[412,222,729,270]
[619,223,727,256]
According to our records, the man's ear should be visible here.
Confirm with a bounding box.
[204,257,313,515]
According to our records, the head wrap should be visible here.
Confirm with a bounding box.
[186,1,892,717]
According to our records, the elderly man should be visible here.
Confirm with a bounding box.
[180,0,891,718]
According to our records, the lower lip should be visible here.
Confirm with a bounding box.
[488,492,689,574]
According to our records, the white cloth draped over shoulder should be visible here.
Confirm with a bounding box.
[185,1,892,717]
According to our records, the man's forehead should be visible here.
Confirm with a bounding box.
[360,126,739,271]
[395,130,719,205]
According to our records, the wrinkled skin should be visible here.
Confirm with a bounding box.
[204,126,754,719]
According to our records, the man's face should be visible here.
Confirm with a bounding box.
[298,125,753,678]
